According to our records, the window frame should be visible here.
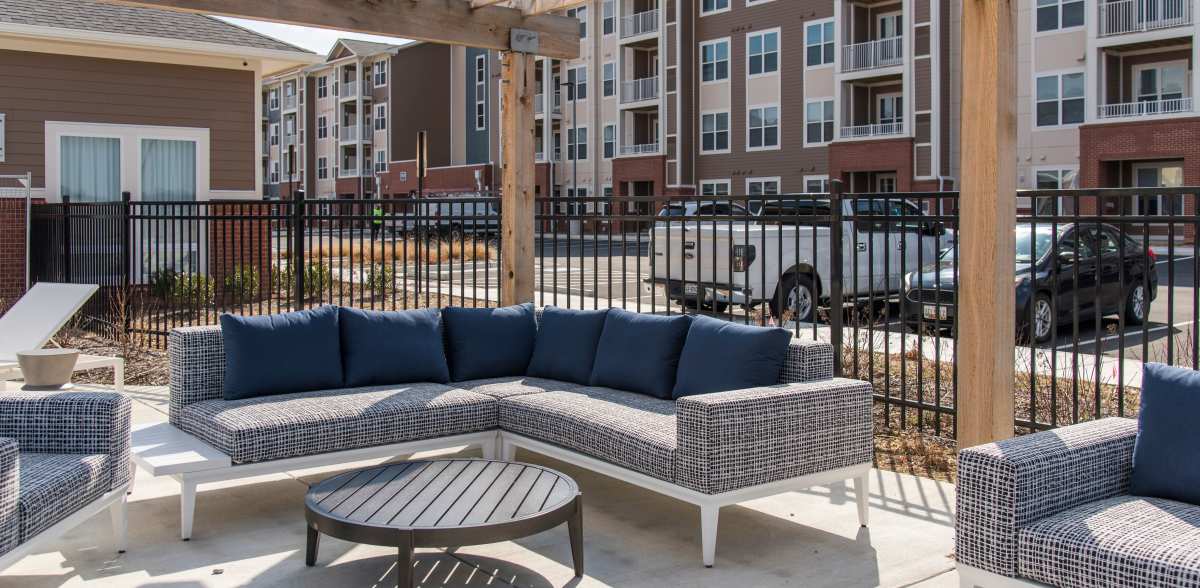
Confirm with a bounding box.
[700,38,731,84]
[700,179,732,197]
[804,98,835,147]
[1034,0,1085,34]
[603,124,616,159]
[805,18,836,69]
[474,54,488,131]
[567,126,589,161]
[700,110,731,154]
[746,177,782,198]
[700,0,730,16]
[316,76,328,99]
[747,104,781,151]
[747,29,781,78]
[603,62,616,98]
[317,157,328,180]
[373,59,388,87]
[803,174,830,194]
[1034,69,1085,129]
[602,0,615,36]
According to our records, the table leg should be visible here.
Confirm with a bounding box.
[568,497,584,578]
[397,531,414,588]
[305,525,319,567]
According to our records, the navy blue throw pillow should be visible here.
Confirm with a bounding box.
[443,304,536,381]
[1131,363,1200,505]
[219,306,343,401]
[338,307,450,387]
[590,309,691,399]
[672,315,792,399]
[527,307,609,385]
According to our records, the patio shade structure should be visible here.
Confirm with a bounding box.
[101,0,1018,447]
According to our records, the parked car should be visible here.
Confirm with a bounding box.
[902,223,1159,343]
[398,195,500,240]
[655,201,754,220]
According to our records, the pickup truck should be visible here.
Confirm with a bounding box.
[648,198,954,322]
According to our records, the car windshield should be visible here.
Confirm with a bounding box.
[1015,228,1057,263]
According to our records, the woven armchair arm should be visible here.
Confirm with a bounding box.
[168,325,226,425]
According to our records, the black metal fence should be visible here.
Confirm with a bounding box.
[30,187,1200,441]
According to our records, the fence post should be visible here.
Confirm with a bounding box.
[121,192,132,338]
[291,191,306,308]
[62,194,72,283]
[829,180,845,377]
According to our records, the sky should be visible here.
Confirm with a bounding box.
[217,17,412,55]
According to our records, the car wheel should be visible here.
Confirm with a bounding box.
[1124,283,1149,326]
[1030,293,1055,344]
[703,302,730,314]
[771,273,816,323]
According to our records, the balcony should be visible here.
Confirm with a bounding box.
[1098,96,1194,119]
[621,9,659,39]
[282,133,296,147]
[535,92,562,115]
[621,77,660,104]
[340,125,363,143]
[839,122,905,139]
[841,37,904,74]
[340,80,360,100]
[338,165,359,178]
[282,94,297,110]
[1099,0,1192,37]
[620,142,660,156]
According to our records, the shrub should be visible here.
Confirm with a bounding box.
[272,262,333,300]
[367,263,394,296]
[148,269,214,307]
[223,265,260,299]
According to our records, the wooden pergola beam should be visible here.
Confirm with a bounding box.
[470,0,587,15]
[103,0,582,59]
[958,0,1017,448]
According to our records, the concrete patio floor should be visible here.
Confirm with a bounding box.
[0,386,961,587]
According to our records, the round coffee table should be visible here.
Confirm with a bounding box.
[304,459,582,587]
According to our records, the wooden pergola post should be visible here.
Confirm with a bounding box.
[500,51,537,305]
[958,0,1018,448]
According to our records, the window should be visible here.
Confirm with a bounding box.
[375,104,387,131]
[375,150,387,173]
[603,124,615,159]
[748,31,779,76]
[701,112,730,152]
[1135,62,1188,107]
[270,161,280,184]
[701,0,729,14]
[603,62,616,97]
[878,94,903,126]
[567,127,588,160]
[269,89,279,110]
[269,123,279,146]
[1036,0,1084,32]
[567,66,587,100]
[701,40,730,82]
[553,132,562,160]
[603,0,615,35]
[317,76,328,98]
[1032,168,1077,214]
[748,106,780,149]
[700,180,731,197]
[805,99,834,145]
[60,136,121,202]
[373,60,388,87]
[805,20,835,67]
[317,116,327,139]
[567,6,588,38]
[747,178,781,197]
[1036,72,1084,127]
[317,157,328,180]
[475,55,488,131]
[804,175,830,193]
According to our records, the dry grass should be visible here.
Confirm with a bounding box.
[310,237,495,265]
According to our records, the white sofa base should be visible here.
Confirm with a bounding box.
[0,482,131,571]
[500,432,872,567]
[956,564,1051,588]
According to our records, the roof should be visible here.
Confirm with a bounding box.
[0,0,312,54]
[334,39,403,57]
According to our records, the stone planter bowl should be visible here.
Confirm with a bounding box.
[17,349,79,391]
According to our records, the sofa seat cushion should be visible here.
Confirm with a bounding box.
[457,377,581,399]
[1018,495,1200,588]
[499,387,677,482]
[19,453,111,543]
[178,384,498,464]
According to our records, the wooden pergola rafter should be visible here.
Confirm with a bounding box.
[101,0,1019,447]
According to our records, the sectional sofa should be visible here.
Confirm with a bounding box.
[168,305,873,566]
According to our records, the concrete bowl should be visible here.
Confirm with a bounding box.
[16,349,80,391]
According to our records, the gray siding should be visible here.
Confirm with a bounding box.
[465,47,491,164]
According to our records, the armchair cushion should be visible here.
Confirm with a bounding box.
[338,307,450,386]
[673,315,792,398]
[219,306,343,400]
[1018,495,1200,588]
[1131,362,1200,505]
[0,439,17,557]
[526,306,609,385]
[443,304,537,381]
[589,309,691,399]
[18,453,111,543]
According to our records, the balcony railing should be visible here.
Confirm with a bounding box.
[1099,0,1192,36]
[282,133,296,147]
[282,94,297,110]
[535,92,563,115]
[341,125,359,142]
[839,122,905,139]
[621,9,659,38]
[621,76,660,104]
[341,81,359,99]
[1098,96,1194,119]
[338,166,359,178]
[841,37,904,73]
[620,142,660,156]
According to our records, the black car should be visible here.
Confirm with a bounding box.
[903,224,1159,343]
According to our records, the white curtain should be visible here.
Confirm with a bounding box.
[141,139,196,202]
[61,136,121,202]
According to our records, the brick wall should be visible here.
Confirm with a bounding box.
[828,137,916,192]
[0,198,37,311]
[208,202,272,302]
[381,162,495,196]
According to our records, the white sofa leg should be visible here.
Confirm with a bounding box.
[180,478,196,541]
[480,433,499,460]
[110,493,128,553]
[113,361,125,394]
[499,438,517,461]
[700,504,719,568]
[854,472,870,527]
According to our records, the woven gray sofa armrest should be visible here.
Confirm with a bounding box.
[168,325,225,427]
[0,438,17,556]
[955,417,1138,578]
[779,340,835,383]
[675,378,873,495]
[0,392,133,492]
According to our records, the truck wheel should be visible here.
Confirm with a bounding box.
[771,274,816,323]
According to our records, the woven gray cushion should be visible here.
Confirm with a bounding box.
[498,386,678,482]
[456,377,582,399]
[1018,495,1200,588]
[178,384,498,464]
[18,453,111,543]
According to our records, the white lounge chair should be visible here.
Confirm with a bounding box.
[0,283,124,392]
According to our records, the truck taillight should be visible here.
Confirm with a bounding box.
[731,244,756,272]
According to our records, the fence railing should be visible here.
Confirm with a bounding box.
[621,9,659,38]
[841,36,904,73]
[33,187,1200,441]
[1098,97,1194,119]
[1099,0,1192,36]
[621,76,659,104]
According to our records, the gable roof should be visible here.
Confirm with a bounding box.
[326,38,415,61]
[0,0,312,54]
